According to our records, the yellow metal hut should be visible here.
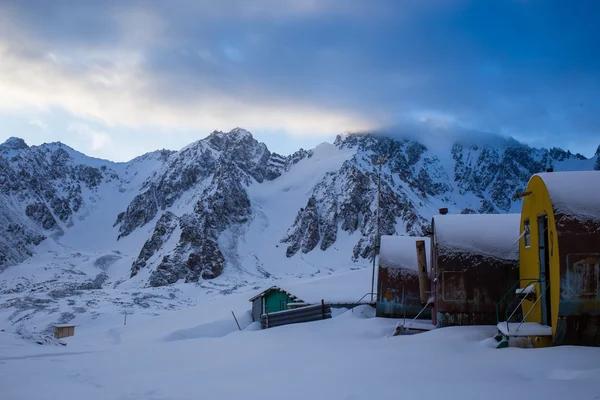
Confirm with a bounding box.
[496,171,600,347]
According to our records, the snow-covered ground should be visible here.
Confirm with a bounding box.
[1,241,599,400]
[0,237,375,340]
[1,266,599,399]
[1,290,599,400]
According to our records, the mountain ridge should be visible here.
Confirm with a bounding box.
[0,130,597,287]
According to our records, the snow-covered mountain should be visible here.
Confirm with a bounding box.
[1,129,598,286]
[0,128,598,337]
[0,137,170,269]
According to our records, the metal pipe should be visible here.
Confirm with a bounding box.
[416,240,429,304]
[231,311,241,331]
[370,253,376,303]
[370,157,386,304]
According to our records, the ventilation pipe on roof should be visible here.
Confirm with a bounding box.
[439,207,448,215]
[416,240,430,304]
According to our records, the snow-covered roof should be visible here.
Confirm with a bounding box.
[248,286,300,302]
[251,269,373,306]
[283,269,373,305]
[379,235,430,272]
[433,213,520,261]
[536,171,600,222]
[53,324,76,328]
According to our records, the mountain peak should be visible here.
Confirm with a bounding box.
[208,128,253,141]
[205,128,260,153]
[0,137,29,159]
[1,137,29,151]
[228,127,253,138]
[333,132,375,148]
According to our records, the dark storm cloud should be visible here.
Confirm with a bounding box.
[2,0,599,152]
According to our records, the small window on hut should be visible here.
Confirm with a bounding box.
[524,219,531,248]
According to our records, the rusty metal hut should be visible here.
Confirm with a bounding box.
[376,235,431,319]
[498,171,600,347]
[430,212,521,327]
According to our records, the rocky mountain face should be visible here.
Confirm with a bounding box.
[0,139,110,269]
[0,137,171,270]
[1,130,597,287]
[282,135,438,260]
[278,135,595,261]
[117,128,308,286]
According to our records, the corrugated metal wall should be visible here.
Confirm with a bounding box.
[555,213,600,346]
[376,267,430,319]
[261,303,332,329]
[433,252,520,327]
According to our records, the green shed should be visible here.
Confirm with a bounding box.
[249,286,302,322]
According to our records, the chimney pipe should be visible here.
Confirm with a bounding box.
[416,240,430,305]
[439,207,448,215]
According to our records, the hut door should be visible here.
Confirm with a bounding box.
[538,215,552,326]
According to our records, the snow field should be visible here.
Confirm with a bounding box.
[1,294,599,400]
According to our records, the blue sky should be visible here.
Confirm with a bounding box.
[0,0,598,161]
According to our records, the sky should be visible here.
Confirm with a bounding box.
[0,0,598,161]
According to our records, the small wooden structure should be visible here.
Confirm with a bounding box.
[508,171,600,347]
[249,287,301,322]
[376,235,432,319]
[431,212,521,327]
[54,324,75,339]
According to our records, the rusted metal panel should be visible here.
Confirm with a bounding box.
[563,253,599,300]
[432,251,520,327]
[376,266,430,319]
[376,236,432,319]
[554,211,600,346]
[416,240,430,304]
[430,213,521,327]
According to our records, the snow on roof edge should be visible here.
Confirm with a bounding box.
[379,235,431,271]
[534,171,600,222]
[248,286,302,303]
[433,213,520,261]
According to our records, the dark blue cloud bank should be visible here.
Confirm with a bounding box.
[2,0,599,155]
